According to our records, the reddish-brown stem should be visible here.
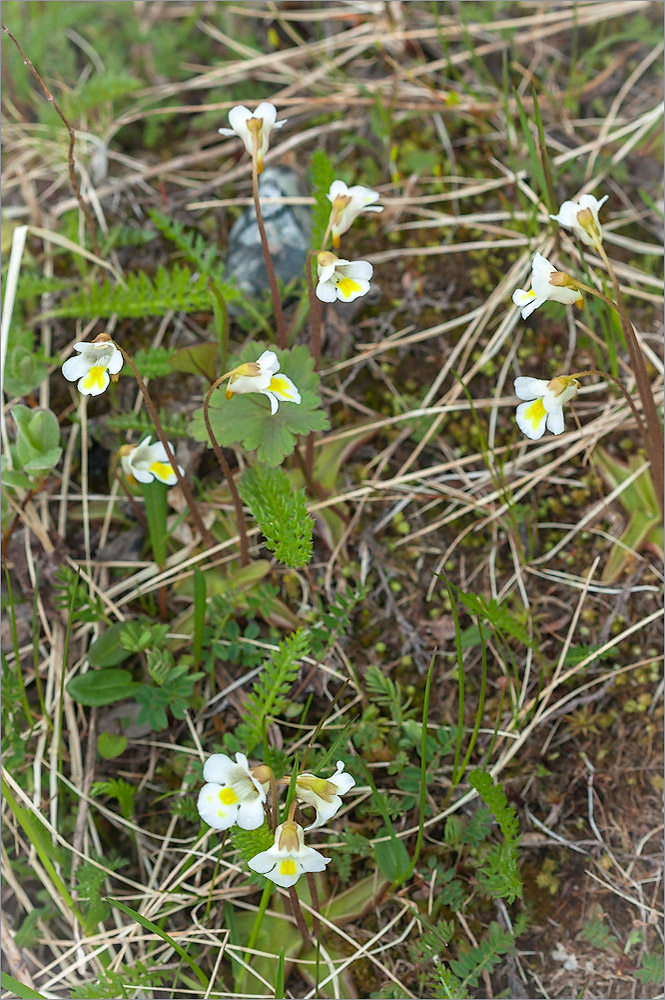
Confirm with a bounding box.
[251,154,288,349]
[287,886,312,947]
[304,250,323,481]
[202,378,250,566]
[594,245,664,515]
[305,872,321,941]
[2,24,100,257]
[120,349,215,549]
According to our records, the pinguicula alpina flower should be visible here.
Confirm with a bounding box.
[512,252,583,320]
[247,820,331,887]
[315,252,373,303]
[218,102,287,174]
[197,753,272,831]
[61,333,123,396]
[550,194,608,249]
[223,350,301,414]
[327,180,383,249]
[295,760,356,831]
[514,375,580,440]
[120,436,184,486]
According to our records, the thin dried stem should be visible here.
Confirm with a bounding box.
[2,23,100,256]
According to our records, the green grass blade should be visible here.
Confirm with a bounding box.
[1,973,48,999]
[105,896,209,988]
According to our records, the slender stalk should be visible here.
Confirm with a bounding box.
[587,247,663,513]
[568,369,647,441]
[250,148,288,349]
[268,770,279,831]
[202,378,250,566]
[287,886,312,947]
[120,349,215,548]
[304,250,324,481]
[305,872,321,941]
[2,24,100,256]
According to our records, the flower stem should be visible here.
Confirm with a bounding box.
[251,153,288,350]
[304,250,324,482]
[287,886,312,947]
[593,246,664,514]
[305,871,321,942]
[120,349,215,548]
[568,369,648,439]
[202,378,250,566]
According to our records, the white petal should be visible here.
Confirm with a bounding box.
[107,347,124,375]
[317,262,337,283]
[197,784,239,830]
[546,408,565,435]
[299,847,331,873]
[247,849,278,875]
[263,867,300,888]
[268,374,300,404]
[531,252,555,277]
[203,753,236,784]
[336,278,370,302]
[330,762,356,795]
[328,179,349,202]
[515,400,547,440]
[520,296,546,320]
[218,127,236,136]
[261,390,279,415]
[512,288,534,308]
[344,260,373,281]
[256,350,279,375]
[254,102,277,128]
[62,355,91,381]
[236,796,266,831]
[130,464,154,484]
[227,105,252,132]
[514,377,548,400]
[316,280,337,303]
[78,370,110,396]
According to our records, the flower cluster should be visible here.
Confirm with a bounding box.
[510,193,607,439]
[197,752,355,887]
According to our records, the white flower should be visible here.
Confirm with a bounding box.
[120,436,184,486]
[224,349,301,415]
[247,820,331,888]
[62,333,123,396]
[514,375,580,440]
[295,760,356,831]
[512,252,583,320]
[197,752,270,831]
[218,102,286,173]
[327,180,383,249]
[550,194,608,248]
[316,252,373,303]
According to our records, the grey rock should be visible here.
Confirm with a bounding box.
[225,167,311,302]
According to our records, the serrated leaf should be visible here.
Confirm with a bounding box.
[67,669,140,707]
[188,344,329,466]
[239,464,313,567]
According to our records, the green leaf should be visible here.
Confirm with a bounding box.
[67,669,140,707]
[97,733,128,759]
[374,831,411,883]
[169,342,218,381]
[105,897,208,988]
[468,769,522,903]
[11,405,62,471]
[1,973,48,999]
[88,622,134,667]
[593,447,663,582]
[188,344,329,467]
[239,464,313,567]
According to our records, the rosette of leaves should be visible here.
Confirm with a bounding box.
[188,344,329,467]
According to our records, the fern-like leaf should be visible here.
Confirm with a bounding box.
[52,264,240,319]
[239,465,313,568]
[235,629,310,754]
[468,769,522,903]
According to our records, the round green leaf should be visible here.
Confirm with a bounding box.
[67,669,140,707]
[97,733,128,759]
